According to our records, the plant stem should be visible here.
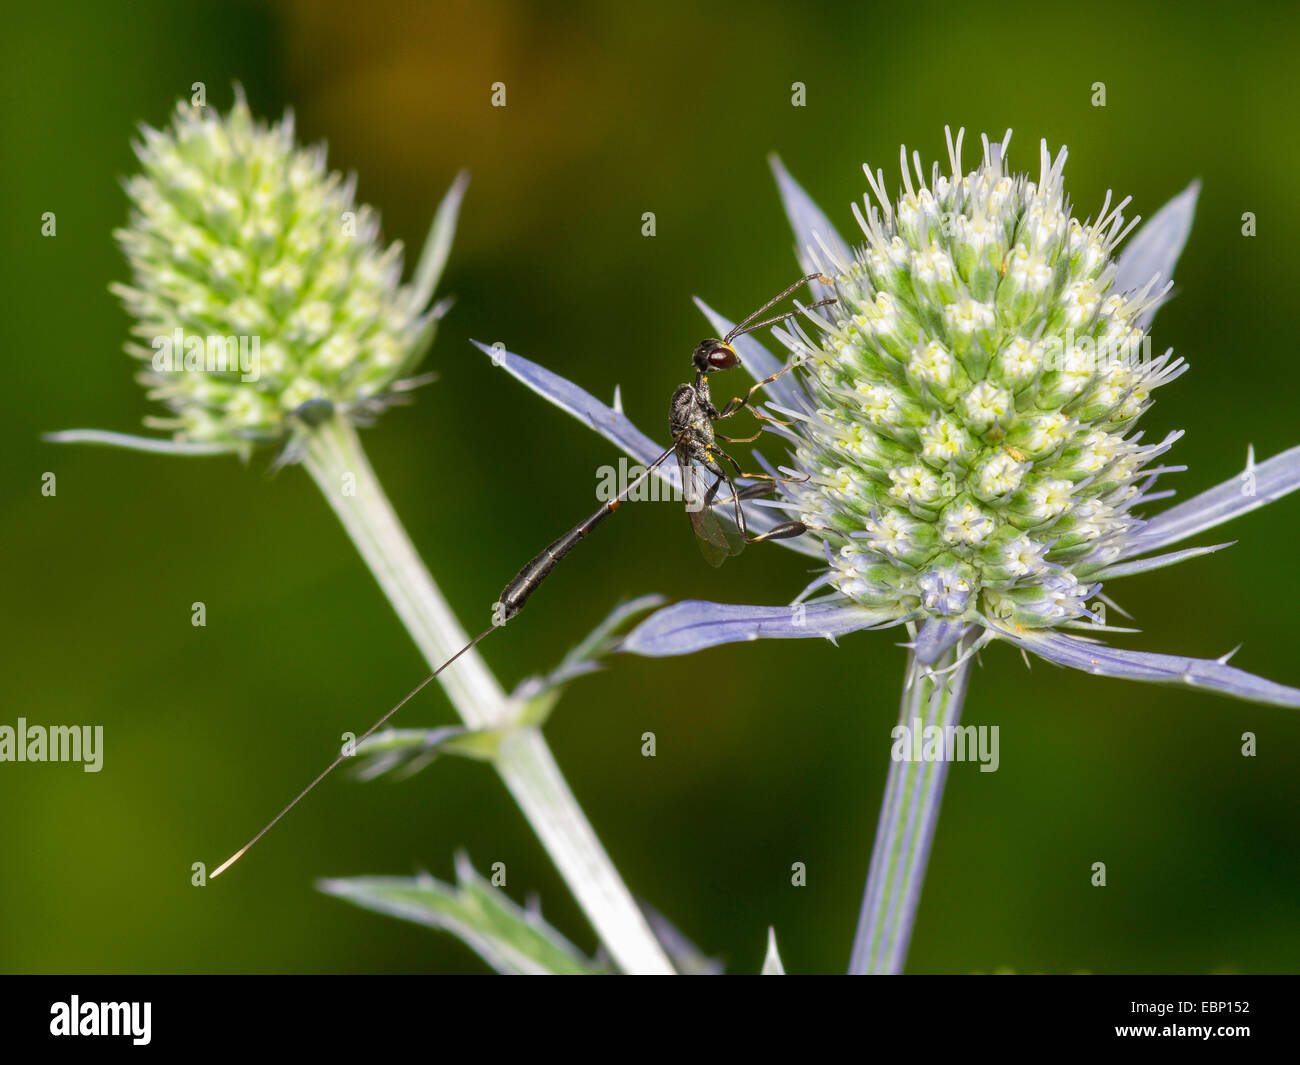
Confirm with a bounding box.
[849,639,974,974]
[301,415,674,974]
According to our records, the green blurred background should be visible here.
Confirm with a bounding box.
[3,0,1298,974]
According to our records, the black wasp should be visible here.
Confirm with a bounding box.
[496,272,836,619]
[212,272,836,877]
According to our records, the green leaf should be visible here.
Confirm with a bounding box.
[350,725,507,780]
[405,170,470,318]
[319,853,605,975]
[510,594,668,720]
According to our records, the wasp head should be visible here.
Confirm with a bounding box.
[692,340,739,374]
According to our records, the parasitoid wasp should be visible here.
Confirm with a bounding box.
[211,272,836,877]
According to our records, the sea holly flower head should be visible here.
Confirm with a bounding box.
[478,127,1300,707]
[767,129,1187,632]
[98,88,465,458]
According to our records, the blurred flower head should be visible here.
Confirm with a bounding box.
[109,88,465,457]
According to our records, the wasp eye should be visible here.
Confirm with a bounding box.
[707,344,739,370]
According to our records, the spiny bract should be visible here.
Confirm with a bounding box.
[779,130,1186,628]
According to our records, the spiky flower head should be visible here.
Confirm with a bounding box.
[774,129,1186,629]
[111,90,460,457]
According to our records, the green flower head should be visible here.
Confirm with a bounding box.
[110,88,464,457]
[779,129,1185,629]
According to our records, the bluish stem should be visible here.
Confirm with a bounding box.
[849,639,973,974]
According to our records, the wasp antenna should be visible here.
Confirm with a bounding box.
[723,273,828,343]
[728,296,837,340]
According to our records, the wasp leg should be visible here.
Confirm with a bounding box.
[716,408,796,444]
[733,482,779,501]
[702,471,723,508]
[720,466,747,538]
[747,521,809,543]
[709,445,746,479]
[716,425,766,445]
[750,407,794,427]
[690,444,750,539]
[715,361,804,421]
[733,469,812,486]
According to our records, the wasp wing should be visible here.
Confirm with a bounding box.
[676,446,745,568]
